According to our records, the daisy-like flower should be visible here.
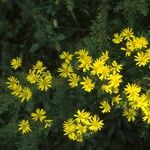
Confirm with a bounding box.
[101,84,113,94]
[130,94,148,111]
[121,27,134,40]
[107,73,122,88]
[89,115,104,132]
[134,51,149,67]
[91,58,105,76]
[33,61,46,74]
[100,51,109,62]
[74,109,91,125]
[31,108,46,122]
[37,74,52,91]
[59,51,73,63]
[6,76,20,90]
[99,100,111,113]
[112,33,123,44]
[111,61,123,73]
[63,118,77,140]
[75,49,89,59]
[124,83,141,101]
[80,76,95,92]
[134,36,149,49]
[26,70,40,84]
[122,108,136,122]
[44,119,53,129]
[18,119,31,134]
[76,124,87,135]
[10,57,22,70]
[143,109,150,124]
[98,65,110,80]
[58,63,73,78]
[146,49,150,61]
[112,95,121,105]
[121,44,134,57]
[18,87,32,102]
[11,84,22,96]
[68,73,80,88]
[78,54,92,72]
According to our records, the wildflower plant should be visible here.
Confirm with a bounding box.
[63,109,104,142]
[6,58,53,137]
[3,27,150,147]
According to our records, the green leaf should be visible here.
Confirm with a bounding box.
[29,43,39,52]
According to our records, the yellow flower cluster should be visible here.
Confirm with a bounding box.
[112,27,150,122]
[7,27,150,142]
[18,108,53,134]
[7,58,53,134]
[63,109,104,142]
[27,61,52,91]
[112,27,150,67]
[6,76,32,102]
[6,59,53,103]
[122,83,150,123]
[58,50,123,94]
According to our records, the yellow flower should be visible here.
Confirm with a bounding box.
[107,73,122,89]
[89,115,104,132]
[134,36,149,49]
[99,100,111,113]
[124,83,141,101]
[18,119,31,134]
[44,119,53,128]
[121,27,134,40]
[126,36,148,51]
[112,33,123,44]
[31,108,46,122]
[98,65,110,80]
[11,84,22,96]
[111,61,123,73]
[10,57,22,70]
[33,61,46,74]
[112,95,121,105]
[6,76,20,90]
[18,87,32,102]
[37,74,52,91]
[80,76,95,92]
[126,39,137,51]
[59,51,73,63]
[63,118,76,140]
[129,94,148,111]
[123,108,136,122]
[68,73,80,88]
[146,49,150,62]
[76,124,87,135]
[58,63,73,78]
[121,44,134,57]
[100,51,109,62]
[134,51,149,67]
[91,58,104,76]
[143,109,150,124]
[101,84,114,94]
[75,49,89,59]
[76,136,83,142]
[74,109,91,125]
[78,54,92,72]
[26,70,40,84]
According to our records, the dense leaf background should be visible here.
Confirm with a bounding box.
[0,0,150,149]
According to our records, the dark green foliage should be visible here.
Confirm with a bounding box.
[0,0,150,149]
